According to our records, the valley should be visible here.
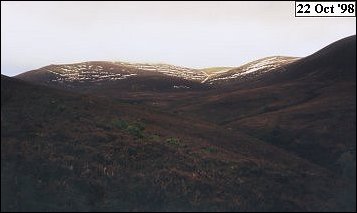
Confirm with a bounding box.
[1,35,356,212]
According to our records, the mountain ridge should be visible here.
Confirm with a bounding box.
[15,56,299,86]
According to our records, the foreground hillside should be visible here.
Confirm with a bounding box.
[1,75,354,211]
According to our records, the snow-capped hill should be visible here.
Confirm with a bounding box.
[206,56,299,84]
[40,62,140,83]
[114,62,207,82]
[29,61,208,84]
[15,61,207,91]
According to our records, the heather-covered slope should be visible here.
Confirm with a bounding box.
[1,75,353,211]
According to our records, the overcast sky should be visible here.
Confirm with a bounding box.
[1,1,356,76]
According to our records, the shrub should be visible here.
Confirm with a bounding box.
[112,119,128,129]
[111,119,145,138]
[127,125,144,138]
[337,150,356,180]
[57,104,66,112]
[50,103,66,113]
[127,147,137,156]
[166,137,182,146]
[202,146,218,153]
[149,134,161,142]
[237,165,263,177]
[132,121,145,131]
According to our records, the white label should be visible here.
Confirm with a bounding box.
[295,1,356,17]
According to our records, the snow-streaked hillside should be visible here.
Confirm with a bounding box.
[19,61,208,84]
[44,63,138,83]
[205,56,299,84]
[114,62,207,81]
